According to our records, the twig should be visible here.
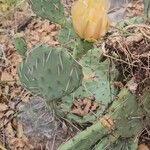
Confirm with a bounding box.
[102,43,150,70]
[51,133,56,150]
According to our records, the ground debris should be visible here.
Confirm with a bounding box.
[71,97,99,117]
[104,23,150,93]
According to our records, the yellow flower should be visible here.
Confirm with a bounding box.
[71,0,110,42]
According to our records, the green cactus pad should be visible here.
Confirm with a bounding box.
[60,48,118,124]
[95,137,138,150]
[29,0,65,24]
[17,44,83,101]
[14,36,27,58]
[57,85,143,150]
[109,87,143,138]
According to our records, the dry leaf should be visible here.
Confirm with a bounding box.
[5,122,15,138]
[0,112,4,119]
[17,121,24,138]
[138,144,149,150]
[91,102,99,111]
[83,98,92,115]
[1,72,14,81]
[5,110,14,117]
[71,97,99,116]
[0,118,8,128]
[10,138,26,149]
[0,103,8,111]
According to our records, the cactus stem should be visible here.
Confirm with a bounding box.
[46,49,52,62]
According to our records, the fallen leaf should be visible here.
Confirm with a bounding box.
[71,97,99,116]
[1,72,14,81]
[91,102,99,111]
[5,110,14,117]
[0,112,4,119]
[83,97,92,115]
[0,118,8,128]
[0,103,8,111]
[17,121,24,138]
[10,138,26,149]
[138,144,149,150]
[5,122,15,138]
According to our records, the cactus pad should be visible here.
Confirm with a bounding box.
[17,44,83,101]
[60,48,118,123]
[95,137,138,150]
[29,0,65,24]
[109,87,143,138]
[14,36,27,58]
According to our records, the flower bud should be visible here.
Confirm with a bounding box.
[71,0,110,42]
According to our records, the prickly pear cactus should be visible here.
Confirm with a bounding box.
[16,43,83,102]
[109,87,143,138]
[29,0,65,24]
[57,85,144,150]
[95,137,138,150]
[59,48,118,124]
[57,19,93,59]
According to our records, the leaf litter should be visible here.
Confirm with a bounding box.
[0,0,150,149]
